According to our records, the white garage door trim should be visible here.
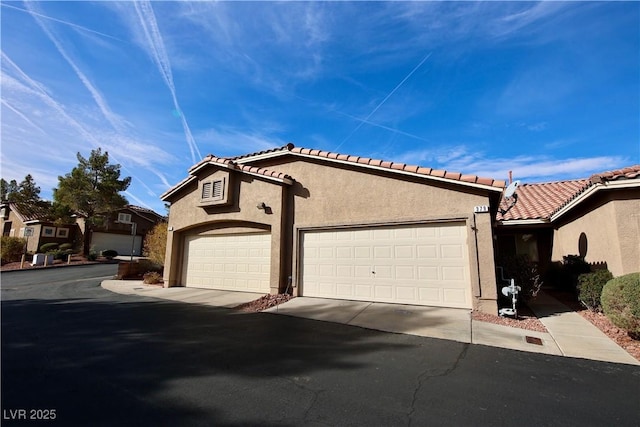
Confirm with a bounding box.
[301,222,472,308]
[183,233,271,293]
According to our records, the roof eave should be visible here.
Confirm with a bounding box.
[498,218,550,226]
[550,179,640,222]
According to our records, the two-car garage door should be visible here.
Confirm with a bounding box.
[182,233,271,293]
[301,222,472,308]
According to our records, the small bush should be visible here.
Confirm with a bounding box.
[87,250,98,261]
[59,243,74,251]
[39,242,59,253]
[577,269,613,311]
[601,272,640,339]
[101,249,118,259]
[143,271,163,285]
[1,236,26,264]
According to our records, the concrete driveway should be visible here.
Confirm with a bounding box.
[101,281,639,365]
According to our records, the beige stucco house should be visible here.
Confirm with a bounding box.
[495,165,640,277]
[161,144,506,314]
[0,202,78,253]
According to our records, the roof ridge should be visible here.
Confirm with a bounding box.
[288,146,505,189]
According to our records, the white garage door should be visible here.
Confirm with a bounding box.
[183,233,271,293]
[301,222,471,308]
[92,232,143,256]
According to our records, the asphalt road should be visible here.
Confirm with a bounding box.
[2,265,639,427]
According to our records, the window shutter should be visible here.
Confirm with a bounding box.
[202,182,212,199]
[212,179,223,199]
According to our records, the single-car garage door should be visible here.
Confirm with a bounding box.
[301,222,471,308]
[183,233,271,293]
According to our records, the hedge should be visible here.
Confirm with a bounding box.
[601,272,640,339]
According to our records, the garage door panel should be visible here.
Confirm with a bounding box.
[302,223,471,308]
[183,233,270,293]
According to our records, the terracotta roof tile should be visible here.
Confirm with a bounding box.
[498,179,591,221]
[226,143,505,190]
[444,171,461,180]
[591,164,640,182]
[498,164,640,222]
[405,165,420,173]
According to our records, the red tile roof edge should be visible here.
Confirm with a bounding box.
[287,146,506,189]
[498,165,640,222]
[190,155,294,182]
[224,143,505,189]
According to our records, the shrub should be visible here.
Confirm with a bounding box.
[601,272,640,339]
[59,243,74,251]
[143,221,168,266]
[39,242,59,253]
[101,249,118,259]
[496,254,542,302]
[1,236,26,264]
[87,250,98,261]
[143,271,163,284]
[577,269,613,311]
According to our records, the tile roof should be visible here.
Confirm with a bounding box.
[125,205,166,222]
[498,165,640,222]
[5,202,52,222]
[161,154,294,201]
[231,143,506,190]
[191,154,294,182]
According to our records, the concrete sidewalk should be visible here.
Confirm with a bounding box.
[101,280,639,365]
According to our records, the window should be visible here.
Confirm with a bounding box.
[56,228,69,238]
[42,226,56,237]
[200,177,228,205]
[118,213,132,223]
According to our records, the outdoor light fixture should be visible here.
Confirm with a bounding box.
[257,202,267,210]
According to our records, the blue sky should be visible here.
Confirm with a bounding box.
[1,1,638,214]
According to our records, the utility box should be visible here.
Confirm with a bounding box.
[31,253,54,266]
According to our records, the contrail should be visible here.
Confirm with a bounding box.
[2,51,157,198]
[334,52,432,151]
[1,2,127,43]
[1,98,47,134]
[24,2,127,133]
[133,1,201,163]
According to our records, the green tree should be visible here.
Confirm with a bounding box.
[14,174,41,204]
[54,148,131,254]
[1,178,21,202]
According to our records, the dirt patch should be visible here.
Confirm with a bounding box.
[234,294,294,312]
[472,306,548,333]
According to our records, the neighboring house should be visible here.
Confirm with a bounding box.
[161,144,506,314]
[0,202,165,257]
[0,202,78,252]
[495,165,640,277]
[89,205,166,256]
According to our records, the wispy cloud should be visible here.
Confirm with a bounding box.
[392,143,628,183]
[132,1,201,163]
[24,2,129,133]
[1,2,126,43]
[194,126,288,157]
[1,98,46,134]
[334,52,432,151]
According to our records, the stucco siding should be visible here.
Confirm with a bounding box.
[164,167,288,293]
[552,195,639,276]
[260,158,498,312]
